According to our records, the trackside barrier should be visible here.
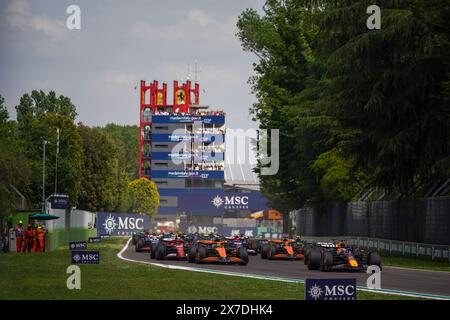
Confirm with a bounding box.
[46,228,97,251]
[302,236,450,262]
[350,237,450,262]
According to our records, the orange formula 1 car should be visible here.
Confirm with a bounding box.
[261,239,304,260]
[188,239,249,265]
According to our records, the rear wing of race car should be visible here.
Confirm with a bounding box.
[316,242,338,248]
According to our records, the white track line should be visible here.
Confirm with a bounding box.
[117,238,450,300]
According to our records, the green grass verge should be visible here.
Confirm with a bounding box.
[381,255,450,272]
[0,238,415,300]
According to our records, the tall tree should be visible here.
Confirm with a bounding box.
[100,124,139,180]
[78,125,130,212]
[128,178,159,216]
[314,0,450,195]
[15,91,82,208]
[237,0,336,212]
[0,95,31,213]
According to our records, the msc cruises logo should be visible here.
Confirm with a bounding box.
[98,212,148,236]
[102,213,118,234]
[211,195,224,208]
[305,279,356,300]
[211,195,249,209]
[307,283,324,300]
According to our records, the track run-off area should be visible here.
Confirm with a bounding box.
[118,238,450,300]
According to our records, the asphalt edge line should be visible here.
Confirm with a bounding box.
[117,238,450,301]
[383,265,450,274]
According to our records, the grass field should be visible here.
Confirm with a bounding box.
[0,237,418,300]
[381,255,450,272]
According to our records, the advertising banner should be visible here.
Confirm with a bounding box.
[152,115,225,124]
[69,241,87,250]
[50,195,69,209]
[151,133,224,143]
[96,212,149,236]
[222,227,258,238]
[71,251,100,265]
[151,170,224,180]
[151,152,224,161]
[88,237,101,243]
[177,191,270,215]
[178,192,225,216]
[179,222,223,235]
[305,279,357,300]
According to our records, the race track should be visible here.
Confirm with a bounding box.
[120,239,450,299]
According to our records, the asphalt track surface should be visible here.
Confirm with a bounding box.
[121,240,450,299]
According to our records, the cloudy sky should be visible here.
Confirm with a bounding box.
[0,0,265,130]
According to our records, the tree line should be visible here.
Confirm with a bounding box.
[0,91,159,216]
[237,0,450,213]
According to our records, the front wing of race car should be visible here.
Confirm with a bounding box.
[198,247,247,264]
[327,255,367,271]
[271,246,304,260]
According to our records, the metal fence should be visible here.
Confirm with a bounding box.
[301,236,450,262]
[349,237,450,262]
[294,197,450,245]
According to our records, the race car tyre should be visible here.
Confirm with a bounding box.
[308,247,321,270]
[367,252,382,270]
[303,244,313,265]
[267,246,276,260]
[156,244,166,260]
[320,251,333,272]
[135,239,143,252]
[260,244,269,259]
[188,245,197,263]
[251,240,259,252]
[195,245,207,264]
[150,243,158,259]
[237,246,249,265]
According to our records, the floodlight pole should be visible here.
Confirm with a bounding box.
[42,140,48,212]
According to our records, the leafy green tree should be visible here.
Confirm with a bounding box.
[314,0,450,195]
[128,178,159,216]
[100,124,139,180]
[237,0,332,212]
[311,149,368,202]
[77,125,130,212]
[0,95,31,214]
[15,91,82,208]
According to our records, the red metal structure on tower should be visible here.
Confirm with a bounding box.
[138,80,201,178]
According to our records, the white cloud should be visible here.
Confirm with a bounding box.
[129,10,237,50]
[188,9,210,27]
[5,0,65,40]
[102,71,145,86]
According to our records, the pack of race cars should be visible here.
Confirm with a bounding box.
[132,231,382,272]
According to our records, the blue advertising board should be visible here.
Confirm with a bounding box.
[177,191,270,215]
[151,133,224,143]
[152,115,224,124]
[305,279,357,300]
[222,227,258,238]
[151,152,224,161]
[88,237,101,243]
[71,251,100,264]
[96,212,150,236]
[179,222,223,234]
[151,170,224,180]
[69,241,87,250]
[50,195,69,209]
[178,192,225,216]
